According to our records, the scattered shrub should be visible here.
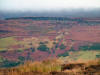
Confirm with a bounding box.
[96,55,100,58]
[18,56,25,61]
[39,42,44,44]
[79,43,100,51]
[30,47,35,52]
[58,52,69,57]
[37,44,49,52]
[2,60,21,68]
[59,44,66,50]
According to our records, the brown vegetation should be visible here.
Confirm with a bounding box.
[0,59,100,75]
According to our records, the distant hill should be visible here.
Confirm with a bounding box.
[5,17,84,22]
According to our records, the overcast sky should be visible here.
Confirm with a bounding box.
[0,0,100,18]
[0,0,100,12]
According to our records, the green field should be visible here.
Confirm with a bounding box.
[0,37,17,51]
[60,51,100,62]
